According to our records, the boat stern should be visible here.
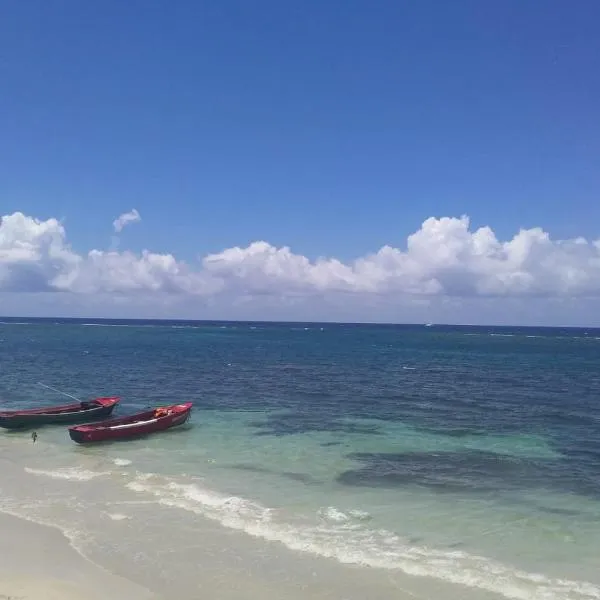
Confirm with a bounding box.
[95,397,120,408]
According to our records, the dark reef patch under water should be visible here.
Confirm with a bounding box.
[1,318,600,506]
[337,449,600,499]
[250,411,383,437]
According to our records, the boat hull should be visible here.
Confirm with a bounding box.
[68,402,192,444]
[0,398,119,430]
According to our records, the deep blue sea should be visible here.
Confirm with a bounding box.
[1,318,600,600]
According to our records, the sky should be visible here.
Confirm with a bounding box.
[1,0,600,324]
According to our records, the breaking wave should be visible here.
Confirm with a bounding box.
[126,473,600,600]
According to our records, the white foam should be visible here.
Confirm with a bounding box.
[24,467,109,481]
[317,507,372,524]
[318,507,350,523]
[106,513,130,521]
[126,474,600,600]
[113,458,132,466]
[348,509,372,521]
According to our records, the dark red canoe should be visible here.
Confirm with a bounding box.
[68,402,192,443]
[0,397,120,429]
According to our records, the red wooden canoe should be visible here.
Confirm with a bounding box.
[0,397,119,429]
[68,402,192,443]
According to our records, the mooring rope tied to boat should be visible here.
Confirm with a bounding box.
[37,381,80,401]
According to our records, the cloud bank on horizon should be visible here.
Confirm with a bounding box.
[1,210,600,323]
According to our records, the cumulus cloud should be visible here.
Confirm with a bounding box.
[0,212,81,292]
[2,211,600,320]
[201,216,600,298]
[113,209,141,233]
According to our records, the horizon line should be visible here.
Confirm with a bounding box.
[1,316,598,330]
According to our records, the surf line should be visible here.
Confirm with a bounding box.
[386,515,537,600]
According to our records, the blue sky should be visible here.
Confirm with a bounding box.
[1,1,600,323]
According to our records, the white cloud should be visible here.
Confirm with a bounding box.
[201,215,600,298]
[2,211,600,323]
[112,209,141,233]
[0,212,81,292]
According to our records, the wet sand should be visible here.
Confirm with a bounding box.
[0,435,504,600]
[0,512,154,600]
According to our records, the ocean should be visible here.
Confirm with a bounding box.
[1,317,599,600]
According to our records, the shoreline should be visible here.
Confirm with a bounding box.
[0,492,502,600]
[0,511,155,600]
[2,431,596,600]
[0,440,444,600]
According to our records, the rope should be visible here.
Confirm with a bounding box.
[37,382,80,401]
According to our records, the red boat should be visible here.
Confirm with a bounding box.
[68,402,192,443]
[0,397,119,429]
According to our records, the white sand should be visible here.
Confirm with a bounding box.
[0,512,155,600]
[0,440,501,600]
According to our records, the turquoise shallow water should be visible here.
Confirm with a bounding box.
[1,318,600,599]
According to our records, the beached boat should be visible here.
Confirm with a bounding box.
[0,397,120,429]
[68,402,192,443]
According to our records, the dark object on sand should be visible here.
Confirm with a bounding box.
[31,431,38,443]
[68,402,192,444]
[0,397,120,429]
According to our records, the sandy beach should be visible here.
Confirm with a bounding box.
[0,433,485,600]
[0,512,154,600]
[0,506,421,600]
[0,451,494,600]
